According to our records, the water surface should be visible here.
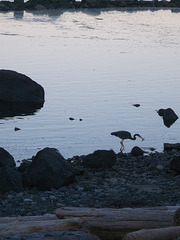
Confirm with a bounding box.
[0,8,180,162]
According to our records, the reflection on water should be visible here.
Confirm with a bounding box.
[0,102,44,119]
[13,10,24,19]
[0,8,180,162]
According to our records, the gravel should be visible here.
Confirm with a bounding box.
[0,151,179,217]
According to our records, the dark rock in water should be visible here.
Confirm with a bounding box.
[0,148,16,168]
[157,108,178,128]
[22,147,80,190]
[81,150,117,169]
[0,231,100,240]
[69,117,75,121]
[131,146,144,156]
[133,104,140,107]
[0,69,45,104]
[0,166,23,193]
[170,155,180,174]
[14,127,21,131]
[164,143,180,152]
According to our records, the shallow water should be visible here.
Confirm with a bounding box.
[0,8,180,162]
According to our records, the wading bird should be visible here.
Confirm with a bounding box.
[111,130,144,152]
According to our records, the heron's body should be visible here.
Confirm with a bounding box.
[111,130,144,152]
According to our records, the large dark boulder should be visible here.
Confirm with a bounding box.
[170,155,180,174]
[23,147,80,190]
[81,150,117,169]
[0,69,44,104]
[0,166,23,193]
[0,148,16,168]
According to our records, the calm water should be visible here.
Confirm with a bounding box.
[0,8,180,162]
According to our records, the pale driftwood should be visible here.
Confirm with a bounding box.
[123,226,180,240]
[55,206,180,240]
[0,215,86,237]
[0,214,57,224]
[1,206,179,240]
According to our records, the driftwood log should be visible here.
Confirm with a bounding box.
[55,206,180,240]
[123,226,180,240]
[0,206,179,239]
[0,215,85,237]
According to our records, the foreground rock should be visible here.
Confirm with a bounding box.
[0,166,23,193]
[130,146,144,156]
[22,147,82,190]
[0,147,15,168]
[170,155,180,174]
[81,149,116,169]
[0,149,179,217]
[0,69,44,105]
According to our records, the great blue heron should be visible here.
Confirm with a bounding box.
[111,130,144,152]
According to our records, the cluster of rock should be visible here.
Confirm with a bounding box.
[0,0,180,11]
[0,148,117,193]
[0,145,179,217]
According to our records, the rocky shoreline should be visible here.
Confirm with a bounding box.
[0,148,179,217]
[0,0,180,11]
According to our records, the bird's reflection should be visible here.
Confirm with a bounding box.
[0,101,44,119]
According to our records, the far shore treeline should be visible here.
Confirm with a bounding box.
[0,0,180,11]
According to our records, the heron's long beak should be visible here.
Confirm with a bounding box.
[141,137,144,142]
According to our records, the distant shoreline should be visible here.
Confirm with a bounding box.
[0,0,180,12]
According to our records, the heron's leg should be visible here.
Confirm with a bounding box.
[120,140,124,152]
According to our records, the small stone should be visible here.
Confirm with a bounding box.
[7,195,14,199]
[49,195,56,201]
[16,192,24,198]
[133,104,140,107]
[156,164,164,171]
[41,197,46,201]
[14,127,21,131]
[23,198,33,203]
